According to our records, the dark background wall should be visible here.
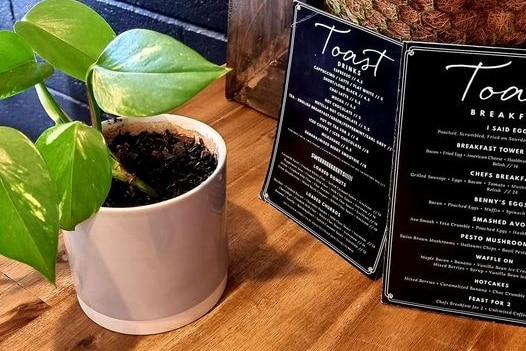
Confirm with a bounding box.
[0,0,229,140]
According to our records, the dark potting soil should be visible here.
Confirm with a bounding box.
[103,129,218,208]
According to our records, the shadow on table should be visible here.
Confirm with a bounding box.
[55,299,139,350]
[223,201,309,297]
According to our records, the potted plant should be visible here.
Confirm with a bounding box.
[0,0,229,334]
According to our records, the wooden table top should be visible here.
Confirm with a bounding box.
[1,78,526,350]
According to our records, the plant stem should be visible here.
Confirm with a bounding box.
[84,75,157,197]
[110,153,159,197]
[35,84,72,124]
[86,73,103,132]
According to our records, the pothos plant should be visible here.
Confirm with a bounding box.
[0,0,229,283]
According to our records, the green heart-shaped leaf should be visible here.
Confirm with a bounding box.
[0,31,33,73]
[36,122,112,230]
[14,0,115,81]
[0,30,53,99]
[89,29,229,116]
[0,127,59,283]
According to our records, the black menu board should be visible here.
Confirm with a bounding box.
[384,42,526,325]
[261,2,402,276]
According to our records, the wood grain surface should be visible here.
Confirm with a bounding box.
[1,78,526,350]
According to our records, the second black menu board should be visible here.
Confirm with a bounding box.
[384,42,526,325]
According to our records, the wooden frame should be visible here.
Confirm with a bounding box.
[226,0,294,118]
[226,1,325,118]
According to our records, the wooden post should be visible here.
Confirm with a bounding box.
[226,0,294,118]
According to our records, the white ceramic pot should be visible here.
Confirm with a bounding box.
[63,114,228,335]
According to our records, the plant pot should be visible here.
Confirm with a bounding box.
[63,114,228,335]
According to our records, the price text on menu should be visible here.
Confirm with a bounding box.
[262,3,401,276]
[384,42,526,325]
